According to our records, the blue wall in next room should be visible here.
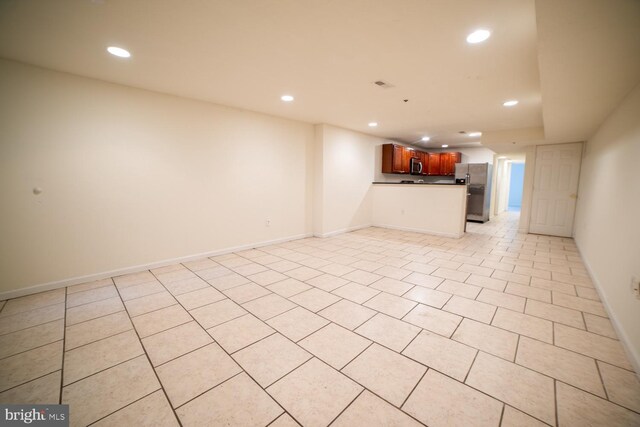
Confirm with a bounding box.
[508,162,525,208]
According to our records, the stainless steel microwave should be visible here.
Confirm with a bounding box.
[410,157,423,175]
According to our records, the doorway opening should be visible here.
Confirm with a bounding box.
[508,162,525,212]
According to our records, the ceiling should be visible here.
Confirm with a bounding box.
[0,0,638,153]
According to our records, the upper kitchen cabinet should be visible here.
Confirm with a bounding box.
[382,143,413,174]
[427,153,441,176]
[440,152,462,176]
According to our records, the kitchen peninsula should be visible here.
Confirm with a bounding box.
[371,181,468,238]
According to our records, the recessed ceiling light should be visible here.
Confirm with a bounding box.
[421,136,430,142]
[442,144,449,148]
[503,100,519,107]
[466,29,491,44]
[368,122,378,127]
[498,156,507,159]
[468,132,482,137]
[281,95,294,102]
[107,46,131,58]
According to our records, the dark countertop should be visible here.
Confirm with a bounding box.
[372,181,463,186]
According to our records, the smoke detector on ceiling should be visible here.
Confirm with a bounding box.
[374,80,394,89]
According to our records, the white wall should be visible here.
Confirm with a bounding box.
[573,82,640,371]
[314,124,386,236]
[0,59,314,296]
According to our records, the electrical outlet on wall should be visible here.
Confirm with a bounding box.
[265,219,271,227]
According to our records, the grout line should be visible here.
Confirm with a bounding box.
[58,288,68,404]
[86,389,162,426]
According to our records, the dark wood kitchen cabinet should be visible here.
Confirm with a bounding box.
[382,144,409,174]
[440,152,462,176]
[427,153,441,175]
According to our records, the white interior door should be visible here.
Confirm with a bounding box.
[529,143,582,237]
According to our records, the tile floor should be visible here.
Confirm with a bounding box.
[1,211,639,426]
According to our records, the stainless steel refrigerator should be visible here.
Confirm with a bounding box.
[455,163,492,223]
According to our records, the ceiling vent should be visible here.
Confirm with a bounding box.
[374,80,394,88]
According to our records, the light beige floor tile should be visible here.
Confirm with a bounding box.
[174,287,225,310]
[242,293,296,320]
[404,262,438,276]
[492,308,552,343]
[343,344,425,406]
[342,269,382,286]
[65,311,133,350]
[162,276,209,296]
[177,372,282,426]
[182,257,219,271]
[156,343,242,408]
[93,390,179,427]
[231,262,269,276]
[402,286,452,308]
[66,285,119,308]
[299,323,370,369]
[247,270,288,286]
[403,369,503,427]
[430,258,463,270]
[207,313,274,353]
[156,269,198,283]
[152,263,187,275]
[524,299,584,329]
[267,358,362,427]
[207,273,250,291]
[530,277,576,295]
[432,267,470,282]
[0,341,63,392]
[67,278,113,294]
[443,296,496,324]
[516,336,605,397]
[514,266,552,280]
[289,288,341,312]
[306,274,349,292]
[63,330,144,385]
[130,304,192,338]
[583,313,617,338]
[598,362,640,413]
[113,271,156,288]
[118,282,165,302]
[124,291,178,317]
[466,352,555,425]
[481,260,515,272]
[459,263,495,277]
[352,260,385,272]
[66,297,124,326]
[1,289,65,317]
[554,324,633,370]
[266,277,312,297]
[0,371,61,404]
[505,283,551,303]
[374,265,412,280]
[318,299,375,330]
[330,282,380,304]
[501,406,548,427]
[233,333,311,387]
[0,319,63,359]
[0,302,65,335]
[552,292,607,317]
[437,280,481,299]
[268,260,302,273]
[368,277,413,296]
[286,266,323,281]
[403,304,462,337]
[266,307,329,342]
[318,263,355,277]
[552,272,593,287]
[193,266,233,281]
[452,318,518,361]
[491,270,531,285]
[142,321,212,366]
[189,298,246,329]
[269,413,301,427]
[465,274,507,291]
[575,286,600,301]
[363,292,417,318]
[477,288,526,312]
[333,390,421,427]
[355,313,420,352]
[557,382,640,427]
[402,330,476,381]
[62,355,160,427]
[403,272,444,289]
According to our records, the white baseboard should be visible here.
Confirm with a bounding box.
[313,224,372,238]
[371,223,463,239]
[0,232,313,301]
[574,238,640,376]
